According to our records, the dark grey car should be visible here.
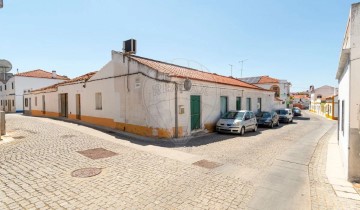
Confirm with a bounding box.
[256,111,279,128]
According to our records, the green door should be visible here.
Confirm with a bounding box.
[190,95,201,131]
[236,97,242,110]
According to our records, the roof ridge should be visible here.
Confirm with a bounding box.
[16,69,45,74]
[32,71,97,93]
[130,55,211,74]
[130,55,271,91]
[15,69,69,80]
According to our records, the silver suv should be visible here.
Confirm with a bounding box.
[216,110,257,135]
[275,108,293,123]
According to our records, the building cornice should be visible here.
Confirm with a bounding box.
[336,48,350,80]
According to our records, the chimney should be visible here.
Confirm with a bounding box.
[52,70,56,78]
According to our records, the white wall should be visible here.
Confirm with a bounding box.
[338,61,350,177]
[0,76,66,112]
[313,86,337,99]
[27,53,276,138]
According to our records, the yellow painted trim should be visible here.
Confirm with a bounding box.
[81,115,116,128]
[115,122,152,137]
[30,109,184,139]
[205,123,216,132]
[68,114,77,120]
[31,110,60,117]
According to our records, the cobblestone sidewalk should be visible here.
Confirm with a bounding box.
[309,124,360,210]
[0,114,255,210]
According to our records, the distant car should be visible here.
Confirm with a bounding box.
[275,109,293,123]
[292,107,302,116]
[216,110,257,135]
[256,111,279,128]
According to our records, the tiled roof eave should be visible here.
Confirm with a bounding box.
[172,75,274,92]
[16,75,69,80]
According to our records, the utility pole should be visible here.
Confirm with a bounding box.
[238,59,248,78]
[229,64,233,77]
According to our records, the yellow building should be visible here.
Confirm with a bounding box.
[324,95,338,120]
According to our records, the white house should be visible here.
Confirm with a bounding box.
[336,2,360,182]
[25,51,276,139]
[0,69,69,113]
[309,85,338,113]
[239,76,291,108]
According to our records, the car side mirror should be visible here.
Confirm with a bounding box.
[245,116,250,120]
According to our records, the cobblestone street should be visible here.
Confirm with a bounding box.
[0,112,359,209]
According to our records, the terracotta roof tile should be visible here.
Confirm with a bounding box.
[130,56,268,91]
[16,69,69,80]
[293,95,309,99]
[32,71,97,93]
[257,76,279,84]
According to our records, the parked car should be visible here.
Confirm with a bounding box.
[275,109,293,123]
[216,110,257,135]
[256,111,279,128]
[292,107,302,116]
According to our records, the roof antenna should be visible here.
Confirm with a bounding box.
[229,64,233,77]
[238,59,248,78]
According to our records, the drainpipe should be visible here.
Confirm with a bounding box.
[174,82,178,138]
[124,56,130,130]
[127,57,130,92]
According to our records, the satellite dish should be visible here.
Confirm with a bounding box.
[184,78,192,91]
[0,59,12,73]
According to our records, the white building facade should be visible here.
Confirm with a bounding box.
[26,52,276,139]
[309,85,338,113]
[0,70,68,113]
[239,76,291,108]
[336,2,360,181]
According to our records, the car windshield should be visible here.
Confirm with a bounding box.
[256,112,271,118]
[262,113,271,118]
[221,111,245,119]
[276,110,288,115]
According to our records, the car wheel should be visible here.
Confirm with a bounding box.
[270,122,274,128]
[240,126,245,136]
[253,124,257,132]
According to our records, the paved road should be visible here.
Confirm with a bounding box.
[0,111,354,209]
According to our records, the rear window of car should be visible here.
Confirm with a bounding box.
[262,113,271,118]
[276,110,288,115]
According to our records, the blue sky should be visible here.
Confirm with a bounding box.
[0,0,355,92]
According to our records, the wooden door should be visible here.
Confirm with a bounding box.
[76,94,81,119]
